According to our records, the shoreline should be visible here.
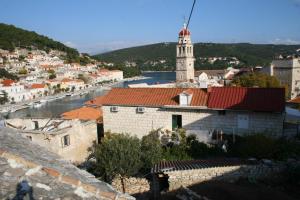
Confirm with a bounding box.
[142,70,174,73]
[0,76,147,115]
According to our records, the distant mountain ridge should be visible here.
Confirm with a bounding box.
[0,23,80,62]
[94,42,300,70]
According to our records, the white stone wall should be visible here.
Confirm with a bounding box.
[103,106,284,139]
[5,119,97,163]
[271,58,300,99]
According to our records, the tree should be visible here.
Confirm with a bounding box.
[18,68,28,75]
[231,72,281,88]
[78,74,89,84]
[0,90,8,105]
[94,133,142,192]
[47,69,55,74]
[0,68,19,81]
[71,86,76,92]
[49,73,56,79]
[141,130,162,170]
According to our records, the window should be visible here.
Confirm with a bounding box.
[33,121,39,130]
[172,115,182,131]
[237,115,249,129]
[137,107,145,113]
[218,110,226,115]
[62,135,70,147]
[110,106,118,112]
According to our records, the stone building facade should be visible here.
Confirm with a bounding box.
[103,106,284,139]
[176,24,195,82]
[101,87,285,140]
[271,58,300,99]
[5,118,98,163]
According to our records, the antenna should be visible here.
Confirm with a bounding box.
[186,0,197,30]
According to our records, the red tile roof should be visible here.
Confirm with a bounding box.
[30,84,46,89]
[289,97,300,104]
[1,79,15,86]
[61,78,73,83]
[98,87,285,112]
[101,88,208,107]
[85,96,107,107]
[208,87,285,112]
[61,107,102,121]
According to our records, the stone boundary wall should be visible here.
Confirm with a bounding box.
[164,164,285,191]
[0,148,134,200]
[112,177,150,195]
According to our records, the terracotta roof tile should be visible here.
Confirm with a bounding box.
[101,88,208,107]
[85,96,107,107]
[30,84,46,89]
[207,87,285,112]
[1,79,15,86]
[61,107,102,120]
[289,97,300,104]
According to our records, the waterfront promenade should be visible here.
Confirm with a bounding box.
[0,76,146,114]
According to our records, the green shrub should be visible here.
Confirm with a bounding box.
[141,130,162,170]
[162,144,191,161]
[229,134,276,159]
[285,165,300,185]
[273,139,300,160]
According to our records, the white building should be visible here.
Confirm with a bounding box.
[176,23,195,82]
[270,57,300,99]
[28,83,48,98]
[0,80,31,102]
[101,88,286,140]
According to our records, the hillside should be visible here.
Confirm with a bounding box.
[94,43,300,70]
[0,23,80,62]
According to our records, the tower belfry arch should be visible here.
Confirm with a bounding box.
[176,0,197,82]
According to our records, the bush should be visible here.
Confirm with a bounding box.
[186,134,224,159]
[229,134,276,159]
[285,165,300,185]
[94,133,142,182]
[162,144,191,161]
[141,130,162,170]
[273,139,300,160]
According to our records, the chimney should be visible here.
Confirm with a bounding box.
[207,86,212,93]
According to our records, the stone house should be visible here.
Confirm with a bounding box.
[0,127,134,200]
[101,87,285,140]
[271,57,300,99]
[4,118,98,163]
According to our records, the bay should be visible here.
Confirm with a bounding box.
[6,72,176,119]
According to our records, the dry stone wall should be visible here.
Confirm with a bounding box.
[164,163,285,191]
[112,177,150,195]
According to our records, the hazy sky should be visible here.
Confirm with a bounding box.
[1,0,300,54]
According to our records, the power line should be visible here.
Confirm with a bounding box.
[186,0,197,30]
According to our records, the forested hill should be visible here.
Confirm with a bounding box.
[94,42,300,70]
[0,23,80,62]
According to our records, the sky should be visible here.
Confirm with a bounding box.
[0,0,300,54]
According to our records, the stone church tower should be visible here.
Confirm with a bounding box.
[176,23,195,82]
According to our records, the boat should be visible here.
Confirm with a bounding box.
[40,99,48,103]
[33,102,42,108]
[0,108,10,114]
[66,93,77,97]
[79,91,88,96]
[26,102,34,106]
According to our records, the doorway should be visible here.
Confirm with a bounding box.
[172,115,182,131]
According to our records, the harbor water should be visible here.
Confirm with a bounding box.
[6,72,176,119]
